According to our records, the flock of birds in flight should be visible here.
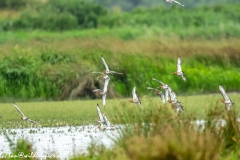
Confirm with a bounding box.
[0,54,235,130]
[90,55,235,130]
[0,1,236,130]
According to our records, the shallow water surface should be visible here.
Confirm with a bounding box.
[1,118,239,159]
[0,125,122,159]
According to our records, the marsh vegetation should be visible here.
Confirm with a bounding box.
[0,0,239,159]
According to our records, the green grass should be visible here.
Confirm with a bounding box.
[0,37,239,100]
[0,3,239,159]
[0,4,239,100]
[2,3,240,40]
[0,5,239,100]
[0,94,239,129]
[1,94,239,160]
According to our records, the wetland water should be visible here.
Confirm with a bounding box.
[0,125,122,159]
[0,119,238,159]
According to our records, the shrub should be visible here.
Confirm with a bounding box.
[0,0,30,9]
[0,56,61,99]
[12,10,79,31]
[3,0,107,31]
[46,0,107,28]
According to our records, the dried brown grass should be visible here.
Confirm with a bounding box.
[0,37,239,59]
[124,127,220,160]
[0,10,20,20]
[106,105,240,160]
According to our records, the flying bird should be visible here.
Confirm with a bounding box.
[173,57,186,81]
[96,104,104,123]
[103,113,115,130]
[171,101,184,115]
[101,55,123,75]
[152,78,172,102]
[103,113,111,128]
[164,0,184,6]
[93,89,107,107]
[129,86,144,109]
[93,76,110,107]
[90,71,109,80]
[96,104,105,129]
[146,87,166,104]
[13,102,41,126]
[168,91,178,104]
[167,91,184,114]
[219,85,235,111]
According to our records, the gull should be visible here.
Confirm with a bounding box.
[101,55,123,75]
[93,76,110,107]
[13,102,41,126]
[173,57,186,81]
[152,78,172,102]
[219,85,235,111]
[129,86,144,109]
[146,87,166,104]
[164,0,184,6]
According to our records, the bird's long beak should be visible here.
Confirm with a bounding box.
[220,100,224,103]
[159,86,163,89]
[129,100,133,103]
[173,72,177,75]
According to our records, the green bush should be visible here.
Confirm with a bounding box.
[1,2,240,39]
[40,51,76,65]
[99,4,240,39]
[0,0,30,9]
[0,56,61,99]
[105,4,240,28]
[2,0,107,31]
[12,10,79,31]
[46,0,107,28]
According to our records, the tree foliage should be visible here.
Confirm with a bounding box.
[98,0,240,11]
[1,0,107,31]
[0,0,30,9]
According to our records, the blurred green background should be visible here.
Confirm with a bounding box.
[0,0,239,101]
